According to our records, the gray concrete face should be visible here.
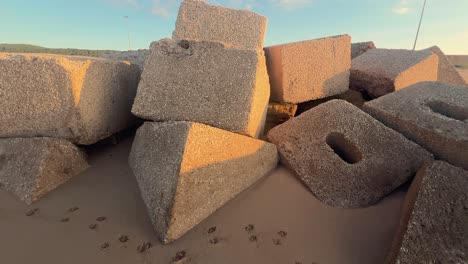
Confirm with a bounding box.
[131,39,270,138]
[173,0,267,51]
[423,46,466,85]
[364,82,468,171]
[0,137,88,204]
[350,49,438,98]
[386,161,468,264]
[351,41,376,59]
[267,100,433,208]
[128,121,278,243]
[0,53,141,145]
[265,35,351,103]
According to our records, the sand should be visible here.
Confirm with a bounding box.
[0,134,405,264]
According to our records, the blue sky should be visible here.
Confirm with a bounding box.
[1,0,467,54]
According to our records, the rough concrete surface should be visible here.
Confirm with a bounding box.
[296,89,368,116]
[0,53,141,145]
[263,102,297,137]
[422,46,466,85]
[267,100,433,208]
[173,0,267,51]
[385,161,468,264]
[351,41,376,59]
[0,137,88,205]
[128,121,278,243]
[350,49,438,98]
[364,82,468,171]
[265,35,351,103]
[132,39,270,138]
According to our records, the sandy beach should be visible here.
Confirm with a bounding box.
[0,133,406,264]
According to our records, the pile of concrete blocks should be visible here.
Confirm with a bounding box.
[129,0,278,244]
[351,41,376,59]
[0,53,141,204]
[422,46,466,85]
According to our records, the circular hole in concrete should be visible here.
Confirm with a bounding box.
[325,132,362,164]
[426,100,468,122]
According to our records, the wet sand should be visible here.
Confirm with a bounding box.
[0,135,406,264]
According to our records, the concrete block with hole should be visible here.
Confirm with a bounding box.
[364,82,468,171]
[264,35,351,104]
[128,121,278,243]
[132,39,270,138]
[350,49,438,98]
[422,46,466,85]
[0,137,88,204]
[267,99,433,208]
[173,0,267,51]
[351,41,376,59]
[0,53,141,145]
[385,161,468,264]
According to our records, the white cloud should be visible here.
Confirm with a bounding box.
[150,0,180,17]
[270,0,313,10]
[392,7,410,14]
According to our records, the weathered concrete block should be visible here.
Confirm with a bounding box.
[364,82,468,171]
[173,0,267,51]
[351,41,376,59]
[128,121,278,243]
[263,102,297,137]
[132,39,270,138]
[0,53,141,145]
[265,35,351,103]
[350,49,438,98]
[385,161,468,264]
[267,100,433,208]
[423,46,466,85]
[296,89,368,116]
[0,137,88,204]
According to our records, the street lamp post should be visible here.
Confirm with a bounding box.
[124,16,132,51]
[413,0,427,50]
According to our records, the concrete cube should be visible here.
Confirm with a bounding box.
[350,49,438,98]
[0,53,141,145]
[0,137,88,204]
[263,102,297,137]
[385,161,468,264]
[351,41,376,59]
[267,100,433,208]
[132,39,270,138]
[423,46,466,85]
[173,0,267,51]
[296,89,368,116]
[128,121,278,243]
[265,35,351,103]
[364,82,468,171]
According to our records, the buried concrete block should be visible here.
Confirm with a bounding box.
[132,39,270,138]
[0,137,88,205]
[173,0,267,51]
[351,41,376,59]
[0,53,141,145]
[385,161,468,264]
[423,46,466,85]
[264,35,351,103]
[263,102,297,136]
[128,121,278,243]
[267,100,433,208]
[350,49,438,98]
[364,81,468,171]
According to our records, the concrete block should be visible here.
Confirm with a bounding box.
[423,46,466,85]
[267,100,433,208]
[364,81,468,171]
[0,53,141,145]
[0,137,88,204]
[265,35,351,103]
[128,121,278,243]
[385,161,468,264]
[173,0,267,51]
[263,102,297,137]
[351,41,375,59]
[350,49,438,98]
[132,39,270,138]
[296,89,368,116]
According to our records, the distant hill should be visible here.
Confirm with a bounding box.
[0,43,113,57]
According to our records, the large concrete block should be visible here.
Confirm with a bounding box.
[263,102,297,137]
[132,39,270,138]
[350,49,438,98]
[0,53,141,145]
[423,46,466,85]
[0,137,88,204]
[351,41,376,59]
[385,161,468,264]
[128,121,278,243]
[265,35,351,103]
[267,100,433,208]
[173,0,267,51]
[364,82,468,171]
